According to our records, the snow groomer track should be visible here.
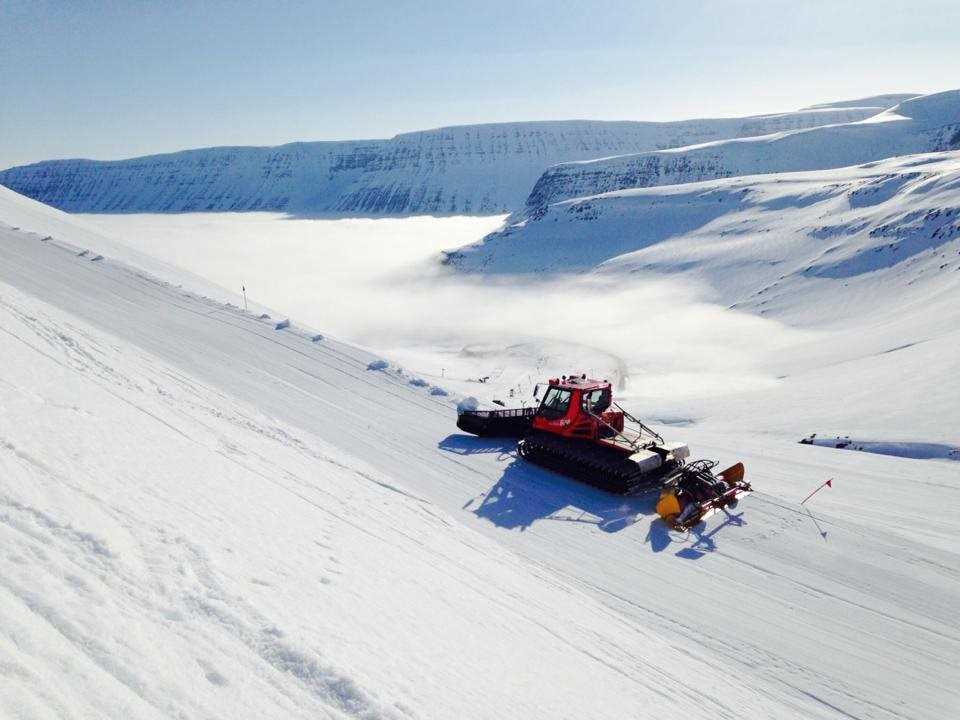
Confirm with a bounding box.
[1,189,959,718]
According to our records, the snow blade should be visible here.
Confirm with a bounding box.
[719,462,745,485]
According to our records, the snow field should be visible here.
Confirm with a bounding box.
[1,191,959,717]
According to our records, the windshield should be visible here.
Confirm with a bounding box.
[539,387,572,419]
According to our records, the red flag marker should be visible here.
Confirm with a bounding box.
[801,478,833,505]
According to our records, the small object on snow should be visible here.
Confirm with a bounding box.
[367,359,388,371]
[258,313,271,320]
[41,235,51,241]
[90,254,104,262]
[457,397,479,412]
[409,377,429,388]
[800,478,833,505]
[310,334,324,342]
[77,249,89,257]
[492,399,506,407]
[430,387,448,397]
[274,318,290,331]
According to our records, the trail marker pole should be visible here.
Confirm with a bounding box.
[242,285,248,313]
[801,478,833,505]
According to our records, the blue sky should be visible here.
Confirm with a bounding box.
[1,0,957,168]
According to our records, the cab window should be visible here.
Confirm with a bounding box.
[581,388,611,414]
[539,387,572,419]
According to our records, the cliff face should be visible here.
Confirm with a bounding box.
[0,108,881,215]
[521,91,960,215]
[444,149,960,317]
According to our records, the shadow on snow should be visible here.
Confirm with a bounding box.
[440,433,748,556]
[440,433,653,533]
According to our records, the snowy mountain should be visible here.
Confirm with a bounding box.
[3,184,959,720]
[518,90,960,213]
[0,106,891,216]
[800,92,919,110]
[447,148,960,285]
[445,150,960,443]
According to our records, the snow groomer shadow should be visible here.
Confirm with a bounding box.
[441,432,749,552]
[437,433,518,459]
[440,433,655,533]
[645,507,746,557]
[442,433,750,558]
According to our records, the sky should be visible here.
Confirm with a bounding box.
[1,0,958,168]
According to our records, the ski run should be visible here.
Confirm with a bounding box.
[1,179,958,719]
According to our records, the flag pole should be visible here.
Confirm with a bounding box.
[801,478,833,505]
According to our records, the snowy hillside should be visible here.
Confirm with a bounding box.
[445,150,960,443]
[3,174,960,718]
[800,93,919,110]
[520,90,960,212]
[0,107,889,216]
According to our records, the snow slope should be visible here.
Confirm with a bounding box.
[446,150,960,445]
[0,107,888,217]
[2,180,960,717]
[520,90,960,213]
[801,93,919,111]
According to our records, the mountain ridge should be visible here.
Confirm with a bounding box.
[0,107,890,216]
[518,90,960,216]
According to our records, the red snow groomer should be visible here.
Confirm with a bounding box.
[456,374,750,529]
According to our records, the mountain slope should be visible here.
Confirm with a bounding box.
[520,90,960,213]
[3,272,712,720]
[2,185,960,718]
[801,93,919,110]
[445,150,960,442]
[0,107,888,217]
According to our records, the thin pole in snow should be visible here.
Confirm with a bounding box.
[242,285,248,313]
[800,478,833,505]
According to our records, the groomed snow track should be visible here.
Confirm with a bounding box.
[2,202,959,719]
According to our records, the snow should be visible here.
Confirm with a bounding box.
[74,210,505,348]
[800,435,960,461]
[448,150,960,445]
[78,210,809,429]
[0,106,891,216]
[516,89,960,213]
[0,282,682,720]
[2,174,960,719]
[801,93,921,111]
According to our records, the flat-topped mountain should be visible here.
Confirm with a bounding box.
[519,90,960,215]
[0,106,889,216]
